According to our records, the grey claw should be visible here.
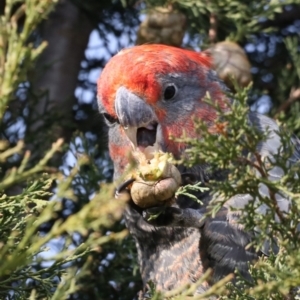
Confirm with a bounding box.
[115,178,135,198]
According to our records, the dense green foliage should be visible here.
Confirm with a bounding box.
[0,0,300,299]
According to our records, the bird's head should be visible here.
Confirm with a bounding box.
[97,44,229,178]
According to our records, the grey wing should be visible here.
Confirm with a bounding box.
[225,112,300,253]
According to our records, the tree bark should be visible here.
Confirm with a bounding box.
[27,0,94,159]
[260,5,300,29]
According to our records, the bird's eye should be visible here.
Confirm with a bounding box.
[163,84,177,101]
[103,113,118,125]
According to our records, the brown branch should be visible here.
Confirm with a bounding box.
[208,13,218,45]
[253,152,288,225]
[274,87,300,118]
[237,152,288,226]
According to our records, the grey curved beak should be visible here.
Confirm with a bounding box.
[114,86,158,148]
[115,86,156,128]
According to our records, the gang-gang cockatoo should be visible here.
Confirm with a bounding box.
[97,44,300,294]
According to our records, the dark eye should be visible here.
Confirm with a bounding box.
[103,113,118,125]
[163,84,177,100]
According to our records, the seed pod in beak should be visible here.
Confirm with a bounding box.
[128,150,181,208]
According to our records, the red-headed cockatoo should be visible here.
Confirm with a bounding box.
[97,44,300,294]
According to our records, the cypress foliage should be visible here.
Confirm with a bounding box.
[1,0,300,299]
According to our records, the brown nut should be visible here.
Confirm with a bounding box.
[136,7,186,47]
[130,162,181,208]
[125,149,182,208]
[209,41,252,88]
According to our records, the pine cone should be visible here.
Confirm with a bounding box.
[136,7,186,47]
